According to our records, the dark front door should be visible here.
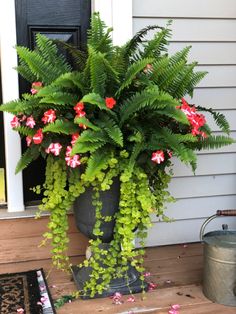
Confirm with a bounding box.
[15,0,91,204]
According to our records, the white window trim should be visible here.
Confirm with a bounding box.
[0,0,133,213]
[0,0,24,212]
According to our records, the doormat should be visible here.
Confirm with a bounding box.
[0,269,56,314]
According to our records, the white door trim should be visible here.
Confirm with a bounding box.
[0,0,25,212]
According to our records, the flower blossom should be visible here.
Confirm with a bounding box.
[105,97,116,109]
[74,102,84,114]
[151,150,165,164]
[33,129,43,144]
[26,136,32,147]
[71,133,80,146]
[42,109,56,124]
[110,292,123,305]
[31,81,43,95]
[26,116,36,128]
[10,116,20,128]
[127,296,135,302]
[65,146,81,168]
[179,98,207,137]
[45,143,62,156]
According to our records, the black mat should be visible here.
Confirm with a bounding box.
[0,269,56,314]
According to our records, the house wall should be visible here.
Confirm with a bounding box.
[133,0,236,245]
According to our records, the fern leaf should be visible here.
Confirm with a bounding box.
[15,146,40,174]
[84,148,112,181]
[40,92,78,105]
[88,46,106,96]
[80,93,107,110]
[74,116,101,131]
[0,99,21,114]
[71,141,105,154]
[15,126,35,137]
[76,130,107,143]
[211,112,230,135]
[197,135,235,150]
[15,59,37,83]
[42,120,79,134]
[116,57,154,96]
[97,115,123,147]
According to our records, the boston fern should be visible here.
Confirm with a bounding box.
[0,13,234,298]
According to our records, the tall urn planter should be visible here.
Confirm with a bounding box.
[71,178,147,298]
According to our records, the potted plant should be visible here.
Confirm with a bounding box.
[0,13,233,299]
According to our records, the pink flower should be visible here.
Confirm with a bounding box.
[45,143,62,156]
[26,116,36,128]
[65,147,81,168]
[10,116,20,128]
[26,136,32,147]
[71,133,80,146]
[33,129,43,144]
[127,296,135,302]
[17,309,24,313]
[110,292,123,305]
[42,109,56,124]
[74,102,84,113]
[168,310,179,314]
[31,81,43,94]
[105,97,116,109]
[76,111,86,118]
[40,296,48,303]
[143,272,151,277]
[171,304,180,310]
[151,150,165,164]
[148,282,158,291]
[167,150,173,158]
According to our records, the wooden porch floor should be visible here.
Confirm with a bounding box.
[0,216,235,313]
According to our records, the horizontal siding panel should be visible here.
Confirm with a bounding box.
[187,88,236,110]
[151,195,236,221]
[133,18,236,41]
[142,217,236,246]
[168,42,236,65]
[133,0,236,18]
[196,66,236,87]
[171,153,236,177]
[169,174,236,198]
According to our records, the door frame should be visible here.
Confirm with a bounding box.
[0,0,132,212]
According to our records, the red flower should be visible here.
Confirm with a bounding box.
[105,97,116,109]
[76,111,86,118]
[33,129,43,144]
[10,116,20,128]
[42,109,56,124]
[151,150,165,164]
[26,116,36,128]
[31,81,43,95]
[74,102,84,114]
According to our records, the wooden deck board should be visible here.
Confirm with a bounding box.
[0,216,234,313]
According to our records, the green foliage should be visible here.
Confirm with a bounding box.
[42,120,79,135]
[15,146,40,174]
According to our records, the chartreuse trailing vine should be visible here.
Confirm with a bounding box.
[0,12,234,300]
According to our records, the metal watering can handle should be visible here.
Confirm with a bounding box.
[200,209,236,241]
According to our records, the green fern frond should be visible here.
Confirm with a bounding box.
[75,130,107,143]
[123,25,165,60]
[74,116,101,131]
[197,135,235,150]
[16,46,67,84]
[169,46,191,65]
[158,60,186,90]
[36,33,71,73]
[187,71,208,97]
[119,86,186,125]
[15,146,40,174]
[15,126,35,137]
[0,99,22,114]
[84,148,112,181]
[80,93,107,110]
[40,92,78,105]
[15,59,37,83]
[71,141,105,154]
[142,26,172,58]
[87,12,113,54]
[116,57,154,96]
[88,46,106,96]
[97,115,123,147]
[42,120,79,134]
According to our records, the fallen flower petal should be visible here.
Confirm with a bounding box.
[37,301,42,306]
[168,310,179,314]
[127,296,135,302]
[171,304,180,310]
[40,296,48,303]
[165,280,172,284]
[143,272,151,277]
[148,282,158,290]
[16,308,24,313]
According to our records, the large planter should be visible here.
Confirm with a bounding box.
[71,178,147,299]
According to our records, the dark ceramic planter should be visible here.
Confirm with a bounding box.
[71,177,148,299]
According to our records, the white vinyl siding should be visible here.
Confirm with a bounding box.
[133,0,236,245]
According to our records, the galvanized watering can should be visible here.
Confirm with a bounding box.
[200,210,236,306]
